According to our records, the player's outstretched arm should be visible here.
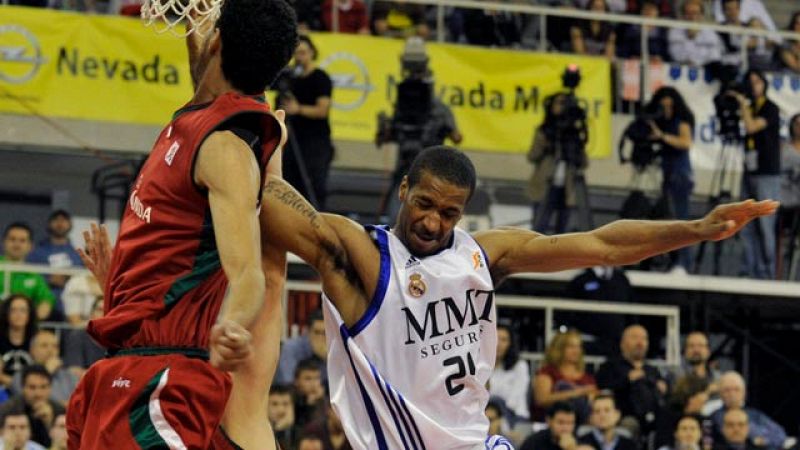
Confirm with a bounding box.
[259,175,380,327]
[476,199,778,280]
[196,131,266,371]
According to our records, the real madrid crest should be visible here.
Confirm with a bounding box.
[408,273,426,298]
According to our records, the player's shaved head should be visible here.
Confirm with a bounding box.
[406,146,476,199]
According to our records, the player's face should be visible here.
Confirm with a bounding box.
[49,414,67,449]
[396,172,469,257]
[268,393,292,424]
[548,412,576,439]
[3,228,32,262]
[2,415,31,449]
[675,417,702,446]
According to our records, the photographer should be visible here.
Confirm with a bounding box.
[729,69,781,279]
[377,37,462,219]
[280,35,334,209]
[528,92,589,234]
[648,87,696,271]
[781,114,800,208]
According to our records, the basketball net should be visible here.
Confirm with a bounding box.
[140,0,222,37]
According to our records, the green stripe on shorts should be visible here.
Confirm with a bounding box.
[129,368,171,449]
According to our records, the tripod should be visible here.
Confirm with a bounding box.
[534,138,594,233]
[693,137,740,275]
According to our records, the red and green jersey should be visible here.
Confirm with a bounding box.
[88,93,282,350]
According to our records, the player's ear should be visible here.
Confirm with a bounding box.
[399,176,409,202]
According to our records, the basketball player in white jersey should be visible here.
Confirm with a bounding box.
[83,145,777,449]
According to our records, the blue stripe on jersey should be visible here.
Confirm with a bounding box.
[368,363,412,450]
[397,390,427,450]
[339,325,389,450]
[477,243,491,269]
[349,225,391,336]
[381,377,420,450]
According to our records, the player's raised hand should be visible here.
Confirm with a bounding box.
[697,199,779,241]
[209,320,253,372]
[78,223,113,287]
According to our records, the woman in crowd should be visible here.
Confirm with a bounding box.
[489,324,531,421]
[657,415,704,450]
[647,86,696,272]
[533,330,597,423]
[0,294,38,388]
[571,0,616,59]
[779,12,800,73]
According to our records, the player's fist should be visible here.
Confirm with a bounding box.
[209,320,253,372]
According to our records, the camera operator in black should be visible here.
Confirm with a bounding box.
[377,37,462,220]
[527,92,589,233]
[280,35,334,209]
[647,87,696,271]
[728,69,781,279]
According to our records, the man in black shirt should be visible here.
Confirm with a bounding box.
[730,69,781,279]
[521,402,578,450]
[281,35,334,210]
[596,325,667,439]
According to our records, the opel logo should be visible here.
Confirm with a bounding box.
[0,25,46,84]
[320,52,374,111]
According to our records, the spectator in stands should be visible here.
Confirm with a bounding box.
[731,70,781,280]
[656,375,709,448]
[625,0,672,17]
[578,394,638,450]
[781,114,800,210]
[571,0,617,59]
[744,18,778,71]
[47,414,66,450]
[597,325,667,438]
[528,93,589,234]
[618,0,671,62]
[0,295,37,390]
[658,415,703,450]
[647,87,696,272]
[62,297,103,376]
[294,358,327,429]
[268,385,297,450]
[712,0,777,31]
[520,402,578,450]
[718,0,747,66]
[779,13,800,73]
[297,435,326,450]
[673,332,721,390]
[321,0,369,34]
[668,0,724,67]
[1,223,55,321]
[490,324,530,421]
[713,409,760,450]
[302,402,353,450]
[533,330,596,423]
[0,409,45,450]
[454,5,522,47]
[711,372,786,450]
[27,211,82,321]
[60,272,101,327]
[0,365,64,447]
[276,310,328,385]
[280,35,335,210]
[371,1,429,38]
[576,0,626,13]
[11,331,77,408]
[292,0,323,32]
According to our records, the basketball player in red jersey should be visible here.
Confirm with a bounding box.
[66,0,298,448]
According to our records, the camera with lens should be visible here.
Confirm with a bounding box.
[376,38,434,154]
[548,65,589,169]
[619,104,665,170]
[710,65,748,143]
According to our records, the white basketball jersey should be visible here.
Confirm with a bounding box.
[323,225,497,450]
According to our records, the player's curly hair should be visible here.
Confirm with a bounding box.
[216,0,298,94]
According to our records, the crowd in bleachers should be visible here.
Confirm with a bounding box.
[6,0,800,74]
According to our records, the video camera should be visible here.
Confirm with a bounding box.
[711,65,748,144]
[376,37,434,150]
[619,104,665,170]
[548,65,589,169]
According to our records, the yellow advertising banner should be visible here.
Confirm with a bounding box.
[0,7,611,156]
